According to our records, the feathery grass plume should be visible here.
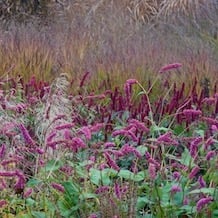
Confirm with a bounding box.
[158,0,216,23]
[35,73,72,159]
[128,0,160,23]
[0,144,6,159]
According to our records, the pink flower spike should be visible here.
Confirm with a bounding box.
[88,214,98,218]
[189,166,200,179]
[51,182,65,193]
[0,200,7,208]
[55,123,74,130]
[196,197,213,212]
[126,79,138,85]
[18,123,35,146]
[0,144,6,159]
[198,176,206,188]
[206,151,216,161]
[23,188,33,198]
[78,126,92,140]
[170,185,181,194]
[148,163,156,180]
[159,63,182,73]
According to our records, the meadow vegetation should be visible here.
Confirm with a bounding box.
[0,1,218,217]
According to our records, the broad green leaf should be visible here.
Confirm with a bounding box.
[133,171,146,182]
[31,211,46,218]
[75,165,88,179]
[118,169,134,180]
[80,193,97,200]
[213,210,218,218]
[136,145,148,156]
[57,200,79,218]
[16,213,32,218]
[180,148,194,167]
[63,181,80,195]
[188,188,215,195]
[45,160,63,172]
[89,168,101,186]
[137,196,153,210]
[26,178,41,187]
[25,198,35,206]
[151,125,169,133]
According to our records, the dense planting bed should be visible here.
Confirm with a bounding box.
[0,68,217,217]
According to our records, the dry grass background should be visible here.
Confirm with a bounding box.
[0,0,217,92]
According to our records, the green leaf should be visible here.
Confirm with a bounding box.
[180,148,194,167]
[213,210,218,218]
[80,193,97,200]
[63,181,80,196]
[137,196,153,210]
[25,198,35,206]
[188,188,215,195]
[26,178,41,187]
[17,214,32,218]
[136,145,148,156]
[133,171,146,182]
[90,168,101,186]
[45,160,63,172]
[118,169,134,180]
[31,211,46,218]
[57,200,79,217]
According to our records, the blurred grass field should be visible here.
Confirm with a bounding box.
[0,0,217,93]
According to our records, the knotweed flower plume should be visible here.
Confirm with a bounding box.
[159,63,182,73]
[198,176,206,188]
[0,200,7,208]
[206,151,216,161]
[148,163,156,180]
[78,126,92,140]
[173,171,181,181]
[104,152,120,171]
[170,185,181,194]
[88,214,98,218]
[51,182,65,193]
[95,185,110,194]
[23,188,33,198]
[189,137,202,157]
[0,143,6,159]
[157,132,178,146]
[18,123,35,146]
[196,197,213,212]
[189,166,200,179]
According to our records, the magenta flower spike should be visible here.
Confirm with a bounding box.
[51,182,65,193]
[159,63,182,73]
[0,144,6,159]
[170,185,182,194]
[18,123,35,146]
[189,166,200,179]
[196,197,213,212]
